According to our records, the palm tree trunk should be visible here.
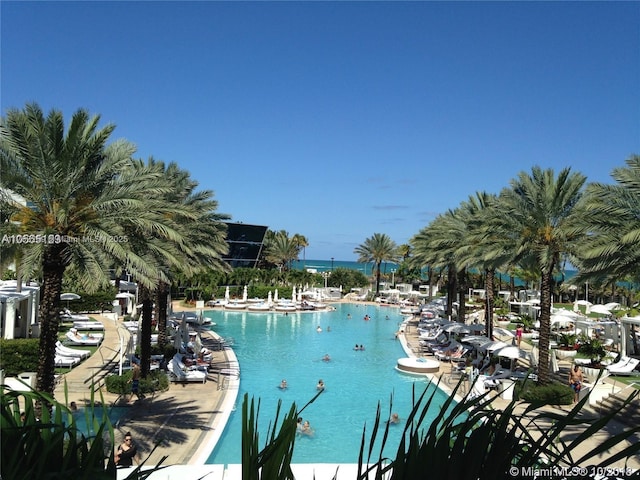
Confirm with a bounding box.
[446,265,456,319]
[139,284,153,378]
[484,268,495,339]
[537,266,554,385]
[456,268,466,322]
[36,243,66,399]
[375,261,382,296]
[156,281,169,348]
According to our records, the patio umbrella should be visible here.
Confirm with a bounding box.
[224,286,230,302]
[493,327,515,338]
[551,314,576,327]
[467,324,487,333]
[485,341,510,352]
[292,286,297,302]
[274,289,279,302]
[194,334,203,357]
[242,285,248,302]
[589,304,613,315]
[60,292,81,310]
[494,345,529,360]
[267,291,273,306]
[442,323,471,334]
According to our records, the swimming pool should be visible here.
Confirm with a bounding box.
[205,303,449,464]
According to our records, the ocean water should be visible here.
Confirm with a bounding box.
[292,259,400,275]
[293,259,579,287]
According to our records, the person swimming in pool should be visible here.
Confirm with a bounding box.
[317,379,325,390]
[279,379,288,389]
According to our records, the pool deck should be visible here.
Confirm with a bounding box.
[51,303,639,479]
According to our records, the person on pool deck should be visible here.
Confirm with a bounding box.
[317,379,325,390]
[279,379,288,389]
[115,432,140,467]
[569,364,583,403]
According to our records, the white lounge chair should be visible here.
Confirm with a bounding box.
[61,309,91,321]
[65,330,103,346]
[55,341,90,359]
[169,354,207,383]
[72,321,104,331]
[607,357,640,376]
[54,355,81,368]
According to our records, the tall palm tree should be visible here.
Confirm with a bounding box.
[0,103,169,397]
[486,167,587,385]
[123,158,229,375]
[354,233,398,296]
[292,233,309,269]
[411,211,462,319]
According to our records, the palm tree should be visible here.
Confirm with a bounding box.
[354,233,398,296]
[573,155,640,284]
[486,167,587,385]
[411,212,462,319]
[124,159,229,375]
[0,103,167,398]
[292,234,309,269]
[264,231,299,271]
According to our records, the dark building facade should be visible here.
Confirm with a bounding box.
[223,222,268,268]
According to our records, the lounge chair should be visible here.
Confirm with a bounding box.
[72,320,104,331]
[65,330,103,346]
[169,354,207,383]
[61,309,91,321]
[54,355,81,368]
[55,341,90,359]
[607,357,640,376]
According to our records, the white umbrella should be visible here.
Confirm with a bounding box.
[194,334,203,357]
[297,289,302,303]
[292,286,297,302]
[485,341,510,352]
[60,292,81,310]
[494,345,529,360]
[467,324,487,333]
[551,314,576,327]
[225,286,230,302]
[61,292,81,301]
[443,323,470,334]
[493,327,515,338]
[267,291,273,306]
[589,304,613,315]
[180,313,190,344]
[242,285,248,302]
[274,289,279,302]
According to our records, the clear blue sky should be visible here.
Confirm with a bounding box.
[2,1,639,261]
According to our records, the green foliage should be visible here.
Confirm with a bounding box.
[578,336,607,365]
[327,268,368,293]
[1,385,168,479]
[104,370,169,396]
[0,338,40,376]
[242,378,640,479]
[515,381,574,405]
[1,386,117,479]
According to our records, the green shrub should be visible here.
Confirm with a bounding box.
[105,370,169,395]
[515,381,574,405]
[0,339,40,376]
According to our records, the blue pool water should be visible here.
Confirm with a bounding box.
[205,303,448,464]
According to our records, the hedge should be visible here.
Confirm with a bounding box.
[0,339,40,376]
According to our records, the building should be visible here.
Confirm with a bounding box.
[223,222,268,268]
